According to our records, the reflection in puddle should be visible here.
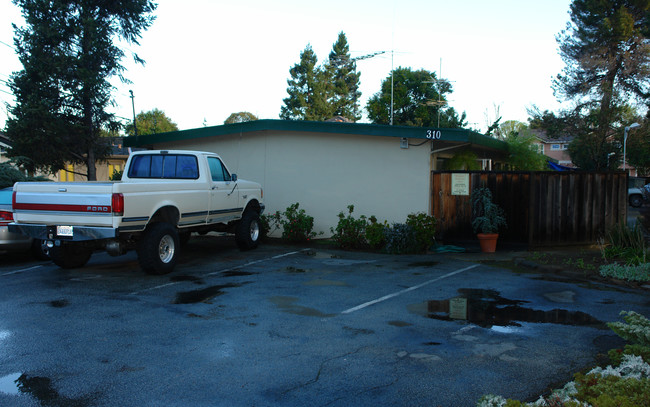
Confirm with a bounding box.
[0,373,91,405]
[409,289,603,328]
[0,373,21,395]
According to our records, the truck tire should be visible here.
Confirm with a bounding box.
[236,210,260,251]
[137,223,179,275]
[31,239,50,261]
[49,243,92,269]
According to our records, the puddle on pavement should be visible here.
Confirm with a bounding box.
[220,270,256,277]
[408,261,439,268]
[343,326,374,335]
[0,373,91,405]
[269,296,335,318]
[408,288,603,329]
[388,320,412,327]
[49,299,69,308]
[173,282,248,304]
[0,373,21,395]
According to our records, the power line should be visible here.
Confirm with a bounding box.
[0,40,15,50]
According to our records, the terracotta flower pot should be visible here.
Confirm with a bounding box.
[477,233,499,253]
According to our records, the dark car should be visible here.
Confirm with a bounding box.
[0,187,49,259]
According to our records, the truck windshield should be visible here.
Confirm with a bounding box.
[128,154,199,179]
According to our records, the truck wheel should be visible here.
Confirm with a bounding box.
[236,211,260,251]
[49,243,92,269]
[630,194,643,208]
[137,223,179,275]
[31,239,50,261]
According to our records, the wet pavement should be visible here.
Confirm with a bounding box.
[0,235,649,406]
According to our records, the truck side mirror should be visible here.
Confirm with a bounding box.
[231,174,237,182]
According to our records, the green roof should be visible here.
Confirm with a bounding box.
[123,119,507,151]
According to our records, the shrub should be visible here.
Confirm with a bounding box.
[269,203,319,243]
[602,223,648,265]
[599,262,650,282]
[406,212,437,253]
[608,345,650,366]
[330,205,368,250]
[471,187,506,234]
[608,311,650,347]
[366,216,387,251]
[383,223,418,255]
[110,168,123,181]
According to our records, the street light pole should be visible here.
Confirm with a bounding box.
[129,90,138,138]
[623,122,641,171]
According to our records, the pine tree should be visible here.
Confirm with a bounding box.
[324,32,361,121]
[552,0,650,170]
[280,44,332,121]
[6,0,156,179]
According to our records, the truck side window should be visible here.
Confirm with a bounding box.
[128,155,151,178]
[208,157,231,182]
[177,155,198,179]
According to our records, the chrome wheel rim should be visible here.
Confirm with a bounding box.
[250,220,260,242]
[158,235,175,263]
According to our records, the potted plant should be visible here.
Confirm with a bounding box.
[471,187,507,252]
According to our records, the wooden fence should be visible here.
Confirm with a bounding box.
[431,171,628,247]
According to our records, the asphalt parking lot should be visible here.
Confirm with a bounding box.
[1,234,649,407]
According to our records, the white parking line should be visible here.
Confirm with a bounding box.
[340,264,481,315]
[1,265,44,276]
[129,249,310,295]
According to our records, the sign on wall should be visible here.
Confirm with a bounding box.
[451,173,470,196]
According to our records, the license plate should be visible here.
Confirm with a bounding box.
[57,226,74,237]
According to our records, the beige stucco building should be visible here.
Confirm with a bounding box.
[124,120,508,236]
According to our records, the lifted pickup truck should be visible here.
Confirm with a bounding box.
[9,150,264,274]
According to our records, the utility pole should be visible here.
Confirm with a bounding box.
[129,90,138,138]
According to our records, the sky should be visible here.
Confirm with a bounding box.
[0,0,573,133]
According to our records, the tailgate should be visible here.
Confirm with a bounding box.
[13,182,116,227]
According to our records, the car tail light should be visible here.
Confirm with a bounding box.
[0,210,13,226]
[112,193,124,216]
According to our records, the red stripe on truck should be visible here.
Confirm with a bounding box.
[14,202,112,213]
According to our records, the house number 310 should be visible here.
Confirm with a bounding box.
[426,130,441,139]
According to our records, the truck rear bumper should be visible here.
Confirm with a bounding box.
[9,223,118,241]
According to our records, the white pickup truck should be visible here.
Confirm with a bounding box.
[9,150,264,274]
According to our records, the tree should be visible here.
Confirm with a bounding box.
[324,32,361,121]
[504,130,548,171]
[224,112,258,124]
[6,0,156,179]
[366,67,467,128]
[279,44,332,121]
[495,120,527,140]
[550,0,650,170]
[125,109,178,136]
